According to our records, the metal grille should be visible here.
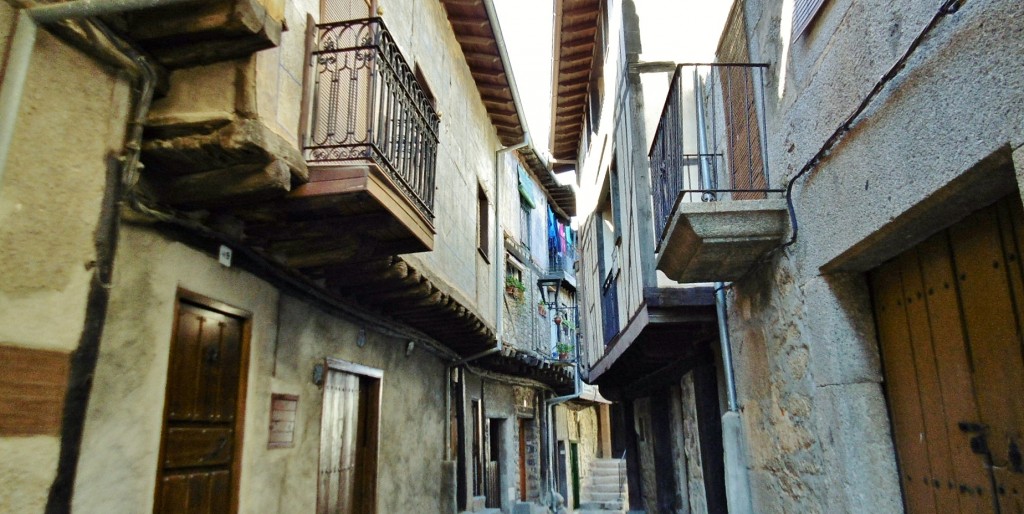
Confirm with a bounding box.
[649,63,776,245]
[305,18,439,221]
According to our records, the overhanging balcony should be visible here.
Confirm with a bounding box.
[295,17,440,257]
[651,64,788,283]
[124,0,283,68]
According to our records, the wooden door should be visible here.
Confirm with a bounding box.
[155,295,249,514]
[870,195,1024,513]
[317,359,382,514]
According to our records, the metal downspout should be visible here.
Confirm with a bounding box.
[0,10,35,193]
[0,1,187,508]
[695,66,751,514]
[0,0,195,193]
[693,68,737,411]
[542,352,582,508]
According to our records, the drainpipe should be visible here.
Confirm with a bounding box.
[0,1,198,510]
[542,346,582,508]
[0,9,34,193]
[695,68,753,514]
[0,0,194,192]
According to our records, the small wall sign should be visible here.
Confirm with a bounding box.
[268,393,298,449]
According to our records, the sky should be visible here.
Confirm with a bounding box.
[492,0,733,164]
[492,0,555,155]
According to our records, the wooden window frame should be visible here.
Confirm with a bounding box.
[478,185,490,262]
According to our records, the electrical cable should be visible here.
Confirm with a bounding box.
[718,0,967,292]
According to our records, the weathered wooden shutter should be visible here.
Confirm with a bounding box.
[792,0,827,38]
[719,66,766,199]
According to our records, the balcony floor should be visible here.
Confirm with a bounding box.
[657,199,789,283]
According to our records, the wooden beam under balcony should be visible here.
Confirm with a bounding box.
[123,0,283,68]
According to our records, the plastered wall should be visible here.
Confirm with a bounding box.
[0,12,131,512]
[73,224,450,513]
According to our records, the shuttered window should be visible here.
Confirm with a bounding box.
[793,0,828,38]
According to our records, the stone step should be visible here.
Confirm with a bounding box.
[583,491,623,503]
[586,482,621,494]
[578,499,625,511]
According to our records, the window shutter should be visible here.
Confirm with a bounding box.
[298,13,317,146]
[793,0,828,38]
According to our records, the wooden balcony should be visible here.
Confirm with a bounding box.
[140,18,437,270]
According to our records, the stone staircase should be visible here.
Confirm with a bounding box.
[575,458,627,513]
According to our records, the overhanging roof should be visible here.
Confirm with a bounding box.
[549,0,600,161]
[440,0,576,218]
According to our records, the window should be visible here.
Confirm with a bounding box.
[478,186,490,261]
[519,201,532,250]
[596,171,620,346]
[517,166,536,249]
[793,0,828,38]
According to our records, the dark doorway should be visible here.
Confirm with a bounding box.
[570,442,581,509]
[485,419,502,508]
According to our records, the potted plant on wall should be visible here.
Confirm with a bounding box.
[538,301,547,317]
[561,318,575,332]
[555,342,573,361]
[505,275,526,302]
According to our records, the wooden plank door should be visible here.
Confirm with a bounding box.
[156,296,249,514]
[317,359,382,514]
[870,195,1024,513]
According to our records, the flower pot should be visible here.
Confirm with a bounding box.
[558,352,569,360]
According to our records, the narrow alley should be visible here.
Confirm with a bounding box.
[1,0,1022,513]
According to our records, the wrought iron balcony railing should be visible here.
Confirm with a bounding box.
[649,63,780,245]
[548,244,577,278]
[305,18,440,221]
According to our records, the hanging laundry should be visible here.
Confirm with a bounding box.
[557,221,567,254]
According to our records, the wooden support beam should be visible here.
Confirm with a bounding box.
[152,159,292,207]
[245,212,396,241]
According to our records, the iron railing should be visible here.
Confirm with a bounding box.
[649,63,780,245]
[305,18,439,221]
[548,244,577,278]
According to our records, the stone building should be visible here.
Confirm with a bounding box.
[567,0,1024,512]
[0,0,598,513]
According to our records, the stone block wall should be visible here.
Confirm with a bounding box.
[721,0,1024,512]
